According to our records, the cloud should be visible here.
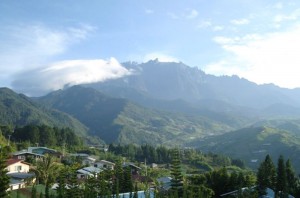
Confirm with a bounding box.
[145,9,154,14]
[12,58,132,96]
[273,9,300,23]
[167,9,198,20]
[230,18,250,25]
[273,2,283,9]
[0,24,95,87]
[143,52,179,63]
[197,20,212,29]
[205,25,300,88]
[185,9,198,19]
[167,12,179,20]
[212,26,224,31]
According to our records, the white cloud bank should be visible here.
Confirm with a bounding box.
[0,24,96,92]
[205,24,300,88]
[12,58,132,96]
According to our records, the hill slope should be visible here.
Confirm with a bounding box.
[188,126,300,172]
[0,87,88,136]
[38,86,245,145]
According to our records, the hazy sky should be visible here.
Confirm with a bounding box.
[1,0,300,95]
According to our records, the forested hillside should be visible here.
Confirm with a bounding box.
[189,126,300,172]
[37,86,242,145]
[0,88,87,136]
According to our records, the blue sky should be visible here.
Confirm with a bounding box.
[1,0,300,95]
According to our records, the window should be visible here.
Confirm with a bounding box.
[15,165,22,171]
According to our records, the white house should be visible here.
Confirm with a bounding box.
[6,159,30,173]
[6,159,35,191]
[94,160,115,170]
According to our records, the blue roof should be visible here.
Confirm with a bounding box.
[77,166,102,175]
[7,172,35,179]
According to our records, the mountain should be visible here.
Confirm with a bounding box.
[37,86,246,145]
[85,60,300,117]
[187,126,300,172]
[0,87,88,136]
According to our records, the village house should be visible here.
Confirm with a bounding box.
[6,159,35,191]
[76,166,102,179]
[12,150,44,161]
[94,160,115,170]
[123,162,141,175]
[82,156,96,166]
[28,147,62,159]
[157,176,172,191]
[12,147,62,162]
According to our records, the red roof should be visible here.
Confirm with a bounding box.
[6,158,22,166]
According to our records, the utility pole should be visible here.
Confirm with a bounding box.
[62,143,66,156]
[145,158,147,176]
[7,135,11,146]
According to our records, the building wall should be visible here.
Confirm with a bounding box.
[6,162,30,173]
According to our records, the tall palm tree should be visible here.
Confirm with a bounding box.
[32,154,61,198]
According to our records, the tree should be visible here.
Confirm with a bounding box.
[66,171,81,198]
[31,185,37,198]
[170,148,183,196]
[276,155,287,197]
[114,159,124,194]
[57,169,67,198]
[123,167,133,194]
[256,154,276,196]
[34,154,60,198]
[0,147,9,198]
[286,159,297,196]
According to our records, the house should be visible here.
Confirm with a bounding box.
[150,163,158,168]
[13,147,62,162]
[12,150,44,161]
[157,177,172,191]
[68,153,95,165]
[76,166,102,179]
[82,157,96,166]
[94,160,115,170]
[5,159,35,191]
[28,147,62,159]
[6,159,30,173]
[123,162,141,175]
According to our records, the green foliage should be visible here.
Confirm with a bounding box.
[34,154,61,196]
[256,155,300,197]
[0,87,87,136]
[66,171,81,198]
[170,149,183,196]
[12,125,83,150]
[256,154,276,195]
[276,155,287,197]
[57,169,67,198]
[38,86,241,146]
[193,126,300,172]
[286,159,297,196]
[0,147,9,198]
